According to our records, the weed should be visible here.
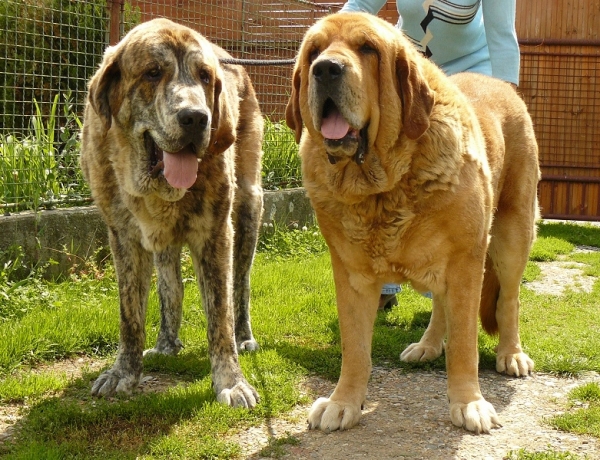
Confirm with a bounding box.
[258,222,327,260]
[505,448,585,459]
[259,432,301,458]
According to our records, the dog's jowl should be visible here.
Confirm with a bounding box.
[81,18,264,407]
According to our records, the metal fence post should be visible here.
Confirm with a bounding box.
[109,0,125,45]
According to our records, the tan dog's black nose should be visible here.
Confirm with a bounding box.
[312,58,345,84]
[177,108,209,131]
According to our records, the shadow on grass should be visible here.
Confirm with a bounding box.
[538,221,600,246]
[1,349,303,459]
[271,309,505,384]
[3,307,517,459]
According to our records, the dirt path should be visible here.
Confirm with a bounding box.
[231,369,599,459]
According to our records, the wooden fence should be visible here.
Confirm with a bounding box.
[517,0,600,221]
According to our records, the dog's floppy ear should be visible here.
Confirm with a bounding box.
[87,46,123,132]
[208,70,236,154]
[396,49,434,140]
[285,63,303,144]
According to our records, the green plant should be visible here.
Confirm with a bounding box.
[0,245,56,324]
[257,222,328,260]
[0,93,88,212]
[262,118,302,190]
[259,432,301,458]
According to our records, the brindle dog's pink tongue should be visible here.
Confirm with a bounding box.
[163,148,198,189]
[321,108,350,140]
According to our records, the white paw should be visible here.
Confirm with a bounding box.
[143,338,183,357]
[216,380,259,408]
[400,341,443,362]
[237,339,260,353]
[307,397,362,432]
[91,369,139,397]
[496,352,534,377]
[450,398,501,434]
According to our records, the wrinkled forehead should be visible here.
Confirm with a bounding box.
[119,22,214,68]
[306,13,394,49]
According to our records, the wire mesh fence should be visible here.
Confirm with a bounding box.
[1,0,108,212]
[0,0,342,213]
[1,0,599,218]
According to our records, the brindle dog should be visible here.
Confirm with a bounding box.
[81,18,263,408]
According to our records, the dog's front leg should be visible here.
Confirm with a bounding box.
[190,221,259,409]
[308,248,380,432]
[144,245,184,357]
[92,230,153,396]
[445,252,501,433]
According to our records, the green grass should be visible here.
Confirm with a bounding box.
[0,221,599,458]
[548,382,600,438]
[506,449,585,460]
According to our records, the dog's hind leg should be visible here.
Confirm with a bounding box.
[144,245,184,357]
[92,228,153,396]
[231,185,263,352]
[400,295,446,362]
[486,205,536,377]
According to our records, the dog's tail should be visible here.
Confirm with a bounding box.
[479,255,500,335]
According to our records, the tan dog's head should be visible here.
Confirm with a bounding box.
[86,18,235,196]
[286,13,434,165]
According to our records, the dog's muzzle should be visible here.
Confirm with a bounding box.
[311,59,368,165]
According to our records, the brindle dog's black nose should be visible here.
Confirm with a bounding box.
[312,58,345,83]
[177,108,209,130]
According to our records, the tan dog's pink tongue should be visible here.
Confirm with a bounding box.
[163,148,198,189]
[321,108,350,140]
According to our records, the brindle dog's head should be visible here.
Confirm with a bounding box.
[86,18,235,200]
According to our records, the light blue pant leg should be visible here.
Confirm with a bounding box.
[381,283,431,298]
[381,283,402,295]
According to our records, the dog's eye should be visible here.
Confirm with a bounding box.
[199,69,211,84]
[309,49,320,63]
[145,67,162,81]
[359,43,377,55]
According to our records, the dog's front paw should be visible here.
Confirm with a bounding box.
[91,368,139,397]
[307,397,362,432]
[496,351,534,377]
[216,380,259,408]
[449,398,501,434]
[143,338,184,357]
[400,341,443,362]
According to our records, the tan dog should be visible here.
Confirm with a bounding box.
[81,18,264,407]
[286,13,539,433]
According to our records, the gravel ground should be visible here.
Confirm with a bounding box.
[231,369,599,459]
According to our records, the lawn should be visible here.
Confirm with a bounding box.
[0,221,599,458]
